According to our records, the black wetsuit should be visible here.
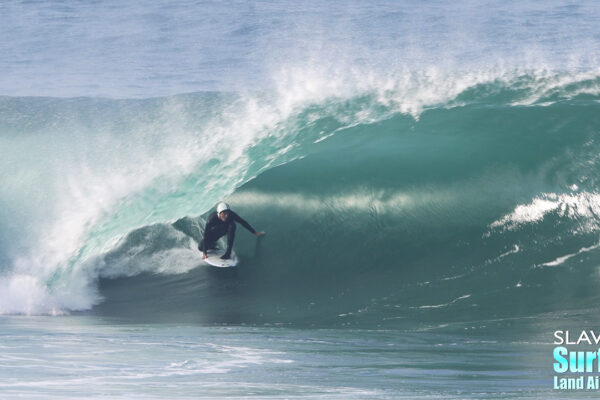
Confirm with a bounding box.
[198,211,256,258]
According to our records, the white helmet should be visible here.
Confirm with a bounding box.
[217,202,230,214]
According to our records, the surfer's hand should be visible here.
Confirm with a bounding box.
[255,231,266,237]
[202,252,207,259]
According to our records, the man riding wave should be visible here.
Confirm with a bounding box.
[199,202,265,260]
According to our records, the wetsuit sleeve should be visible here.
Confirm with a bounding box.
[200,212,218,252]
[231,211,256,234]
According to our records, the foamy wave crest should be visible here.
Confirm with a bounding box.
[490,191,600,233]
[505,68,600,106]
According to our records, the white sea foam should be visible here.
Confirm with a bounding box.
[0,274,63,315]
[490,191,600,233]
[413,294,472,309]
[154,343,296,375]
[509,68,600,106]
[539,242,600,268]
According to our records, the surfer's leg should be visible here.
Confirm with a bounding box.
[221,223,236,259]
[198,238,217,252]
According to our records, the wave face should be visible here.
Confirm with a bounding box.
[2,69,600,326]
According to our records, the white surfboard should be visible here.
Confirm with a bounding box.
[204,249,238,268]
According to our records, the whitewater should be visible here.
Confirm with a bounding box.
[2,0,600,398]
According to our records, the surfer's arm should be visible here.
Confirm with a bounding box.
[231,212,256,234]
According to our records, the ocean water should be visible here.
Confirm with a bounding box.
[2,0,600,398]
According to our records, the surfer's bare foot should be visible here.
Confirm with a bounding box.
[202,253,207,260]
[220,253,231,260]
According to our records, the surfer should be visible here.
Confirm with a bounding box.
[199,202,265,260]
